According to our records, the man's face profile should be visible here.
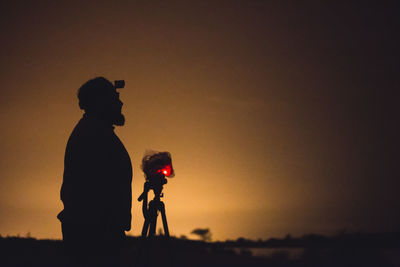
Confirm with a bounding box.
[97,87,125,126]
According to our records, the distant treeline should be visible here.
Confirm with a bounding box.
[1,231,400,248]
[216,232,400,248]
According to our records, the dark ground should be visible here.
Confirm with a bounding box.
[0,233,399,266]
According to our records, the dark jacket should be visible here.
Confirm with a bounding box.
[58,113,132,231]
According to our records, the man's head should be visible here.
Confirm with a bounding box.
[78,77,125,126]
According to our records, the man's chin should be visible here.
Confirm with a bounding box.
[113,114,125,126]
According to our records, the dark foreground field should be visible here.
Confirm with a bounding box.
[1,233,399,266]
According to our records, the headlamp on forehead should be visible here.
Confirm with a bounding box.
[114,80,125,89]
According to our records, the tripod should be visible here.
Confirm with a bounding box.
[135,177,174,267]
[138,181,170,238]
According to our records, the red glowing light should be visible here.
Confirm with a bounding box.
[158,165,172,176]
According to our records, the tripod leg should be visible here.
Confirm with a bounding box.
[159,201,174,267]
[141,218,150,237]
[148,201,158,237]
[160,202,170,237]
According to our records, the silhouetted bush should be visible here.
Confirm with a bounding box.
[191,228,212,242]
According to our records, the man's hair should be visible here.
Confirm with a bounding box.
[77,77,114,110]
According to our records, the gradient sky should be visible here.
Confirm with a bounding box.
[0,1,399,241]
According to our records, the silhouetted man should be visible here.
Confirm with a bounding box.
[57,77,132,266]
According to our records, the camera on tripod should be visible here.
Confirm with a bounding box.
[138,151,174,201]
[138,151,174,237]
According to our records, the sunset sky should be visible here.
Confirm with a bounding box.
[0,1,399,241]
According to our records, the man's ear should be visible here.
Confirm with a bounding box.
[92,95,107,110]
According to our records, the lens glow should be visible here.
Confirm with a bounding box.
[158,165,172,176]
